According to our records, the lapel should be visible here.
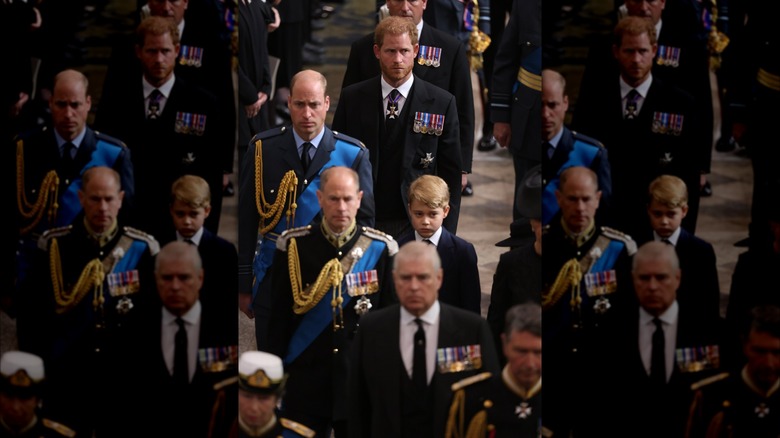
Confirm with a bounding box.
[160,79,182,126]
[638,78,661,125]
[279,129,305,176]
[72,128,97,171]
[307,128,335,181]
[376,307,402,425]
[358,79,382,176]
[414,26,434,82]
[402,77,428,168]
[437,228,455,272]
[551,127,575,169]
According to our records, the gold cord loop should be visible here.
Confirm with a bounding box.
[49,238,105,314]
[254,139,299,235]
[287,237,345,329]
[17,140,60,235]
[542,258,583,310]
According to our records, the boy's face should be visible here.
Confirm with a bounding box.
[170,199,211,238]
[647,199,687,238]
[408,199,449,238]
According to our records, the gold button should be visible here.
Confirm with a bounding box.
[333,348,339,354]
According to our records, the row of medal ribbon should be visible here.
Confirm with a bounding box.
[414,112,446,136]
[175,112,208,136]
[651,111,684,136]
[436,344,482,373]
[179,45,204,67]
[417,45,442,67]
[656,45,681,67]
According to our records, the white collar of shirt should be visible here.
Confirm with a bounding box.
[177,227,204,246]
[143,74,175,100]
[639,300,679,382]
[415,227,442,246]
[162,300,202,381]
[178,19,186,40]
[381,75,413,101]
[653,227,681,246]
[548,127,564,149]
[620,74,652,100]
[292,128,325,156]
[54,128,87,151]
[400,300,440,384]
[655,19,663,42]
[417,20,424,40]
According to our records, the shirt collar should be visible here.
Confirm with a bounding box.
[143,73,175,99]
[502,364,541,400]
[54,128,87,149]
[620,73,652,99]
[292,128,325,150]
[639,299,679,327]
[548,127,564,149]
[162,299,202,326]
[561,218,596,247]
[381,75,414,100]
[417,20,424,40]
[177,227,204,246]
[178,19,185,40]
[415,227,443,246]
[742,365,780,398]
[400,299,440,327]
[653,227,681,246]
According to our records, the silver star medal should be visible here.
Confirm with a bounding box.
[593,297,611,314]
[116,297,134,314]
[183,152,196,165]
[419,153,434,169]
[387,104,398,120]
[350,247,372,316]
[755,403,770,418]
[515,402,532,419]
[660,152,673,166]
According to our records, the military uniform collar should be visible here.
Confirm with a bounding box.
[742,366,780,398]
[84,218,119,247]
[321,220,357,248]
[239,414,276,437]
[502,365,541,400]
[561,218,596,248]
[0,415,37,435]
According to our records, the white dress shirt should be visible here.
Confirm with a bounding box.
[162,300,202,383]
[400,301,440,384]
[639,300,678,383]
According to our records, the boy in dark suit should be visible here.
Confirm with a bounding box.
[397,175,480,314]
[641,175,720,321]
[168,174,237,320]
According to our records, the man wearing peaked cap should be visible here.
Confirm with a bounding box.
[0,351,76,437]
[237,351,314,438]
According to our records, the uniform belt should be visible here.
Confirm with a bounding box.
[757,68,780,92]
[517,67,542,92]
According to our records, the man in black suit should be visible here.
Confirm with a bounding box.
[572,16,702,237]
[333,16,462,236]
[342,0,474,195]
[541,68,612,227]
[10,69,135,310]
[592,241,723,437]
[130,241,237,437]
[237,69,375,349]
[96,16,226,239]
[267,166,397,438]
[348,241,500,438]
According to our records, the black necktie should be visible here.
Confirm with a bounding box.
[386,89,401,131]
[650,317,666,386]
[301,142,312,174]
[625,89,640,119]
[184,238,195,245]
[422,239,435,246]
[62,142,76,176]
[173,317,189,385]
[661,238,673,246]
[412,318,427,390]
[148,88,163,119]
[544,141,555,160]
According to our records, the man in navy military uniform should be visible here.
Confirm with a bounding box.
[342,0,474,196]
[16,166,158,438]
[0,351,77,438]
[10,69,134,311]
[268,166,397,438]
[238,69,374,350]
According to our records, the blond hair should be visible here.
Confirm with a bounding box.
[408,175,450,210]
[648,175,688,209]
[170,175,211,209]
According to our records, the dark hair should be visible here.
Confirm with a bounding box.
[504,303,542,338]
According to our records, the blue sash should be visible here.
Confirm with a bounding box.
[542,139,600,225]
[589,239,624,275]
[251,139,361,301]
[284,239,386,365]
[57,140,123,227]
[113,240,147,274]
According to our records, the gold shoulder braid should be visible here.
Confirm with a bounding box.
[541,234,613,310]
[16,139,60,235]
[446,372,493,438]
[287,234,375,330]
[254,139,299,235]
[467,0,491,71]
[49,238,105,315]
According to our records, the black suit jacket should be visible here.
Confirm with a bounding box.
[348,303,500,438]
[397,228,481,314]
[96,75,225,238]
[237,0,273,144]
[572,76,702,236]
[342,23,474,172]
[332,75,462,232]
[237,126,375,294]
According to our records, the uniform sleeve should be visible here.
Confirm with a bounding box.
[458,242,481,314]
[355,146,376,228]
[238,142,260,293]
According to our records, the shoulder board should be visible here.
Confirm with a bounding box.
[276,225,313,251]
[571,130,606,149]
[38,226,73,250]
[280,418,316,438]
[451,371,493,392]
[362,227,399,255]
[690,372,730,391]
[94,131,129,149]
[123,226,160,255]
[601,226,637,255]
[332,131,367,149]
[42,418,76,438]
[212,375,239,391]
[13,125,47,143]
[251,125,288,142]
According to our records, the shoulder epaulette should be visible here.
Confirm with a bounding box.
[94,130,129,149]
[332,130,367,149]
[690,372,730,391]
[38,225,73,250]
[276,225,313,251]
[42,418,76,438]
[123,226,160,255]
[451,371,493,392]
[251,125,288,143]
[362,226,399,255]
[601,226,637,255]
[280,418,315,438]
[571,130,606,149]
[212,375,239,391]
